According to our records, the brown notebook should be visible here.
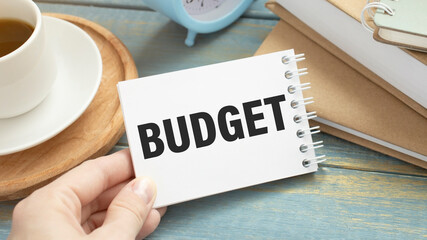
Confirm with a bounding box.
[266,0,427,119]
[255,19,427,169]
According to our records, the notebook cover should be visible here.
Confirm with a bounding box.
[374,0,427,37]
[255,19,427,169]
[265,0,427,119]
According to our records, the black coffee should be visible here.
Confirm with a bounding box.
[0,19,34,58]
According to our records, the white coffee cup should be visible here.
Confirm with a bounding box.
[0,0,57,118]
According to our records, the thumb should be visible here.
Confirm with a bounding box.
[93,177,156,239]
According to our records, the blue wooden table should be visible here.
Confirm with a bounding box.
[1,0,426,239]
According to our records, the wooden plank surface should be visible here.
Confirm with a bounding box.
[36,0,279,19]
[1,1,426,239]
[147,167,427,239]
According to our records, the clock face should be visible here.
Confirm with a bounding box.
[183,0,226,15]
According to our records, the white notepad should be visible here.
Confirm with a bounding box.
[118,49,324,208]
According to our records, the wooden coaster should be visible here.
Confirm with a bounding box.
[0,13,138,201]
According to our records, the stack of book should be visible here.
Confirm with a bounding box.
[256,0,427,168]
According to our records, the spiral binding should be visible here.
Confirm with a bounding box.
[282,53,326,167]
[291,97,314,109]
[285,68,308,79]
[297,126,320,138]
[288,83,311,94]
[281,53,306,64]
[361,0,395,33]
[293,111,317,123]
[300,141,324,153]
[303,155,327,168]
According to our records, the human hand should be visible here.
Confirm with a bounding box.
[8,149,166,240]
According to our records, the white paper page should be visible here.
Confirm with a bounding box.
[118,50,319,208]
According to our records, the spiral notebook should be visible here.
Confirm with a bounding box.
[368,0,427,52]
[117,50,325,208]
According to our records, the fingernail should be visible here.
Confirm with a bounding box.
[132,178,155,204]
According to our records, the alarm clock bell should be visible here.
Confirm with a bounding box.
[142,0,254,47]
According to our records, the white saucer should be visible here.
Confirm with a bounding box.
[0,16,102,155]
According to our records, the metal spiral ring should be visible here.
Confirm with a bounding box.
[288,83,311,94]
[361,2,394,33]
[291,97,314,109]
[300,141,324,153]
[285,68,308,79]
[282,53,306,64]
[302,155,327,167]
[294,111,317,123]
[296,126,320,138]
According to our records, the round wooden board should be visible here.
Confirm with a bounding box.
[0,13,138,201]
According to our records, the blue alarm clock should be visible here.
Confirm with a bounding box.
[143,0,254,47]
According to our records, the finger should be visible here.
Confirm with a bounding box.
[91,177,156,239]
[136,209,162,240]
[82,207,166,237]
[81,211,106,234]
[47,149,134,206]
[81,208,165,236]
[80,180,129,224]
[157,207,167,217]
